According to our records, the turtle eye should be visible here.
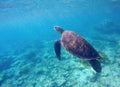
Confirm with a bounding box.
[54,26,64,34]
[54,26,60,30]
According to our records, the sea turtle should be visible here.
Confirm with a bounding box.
[54,26,102,73]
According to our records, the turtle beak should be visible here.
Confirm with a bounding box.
[54,26,64,34]
[54,26,60,31]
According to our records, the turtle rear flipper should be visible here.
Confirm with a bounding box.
[54,40,61,60]
[89,60,102,73]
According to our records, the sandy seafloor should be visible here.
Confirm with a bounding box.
[0,0,120,87]
[0,22,120,87]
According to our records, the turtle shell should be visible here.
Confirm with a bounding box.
[61,30,100,60]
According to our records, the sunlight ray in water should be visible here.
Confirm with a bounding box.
[0,0,120,87]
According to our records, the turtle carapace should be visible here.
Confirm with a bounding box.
[54,26,102,73]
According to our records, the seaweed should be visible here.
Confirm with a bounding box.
[19,66,30,75]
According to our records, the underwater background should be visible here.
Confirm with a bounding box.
[0,0,120,87]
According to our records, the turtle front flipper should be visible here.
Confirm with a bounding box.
[54,40,61,60]
[89,60,102,73]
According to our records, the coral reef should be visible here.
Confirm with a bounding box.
[0,29,120,87]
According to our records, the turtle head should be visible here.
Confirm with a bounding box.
[54,26,64,34]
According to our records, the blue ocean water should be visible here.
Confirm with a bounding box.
[0,0,120,87]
